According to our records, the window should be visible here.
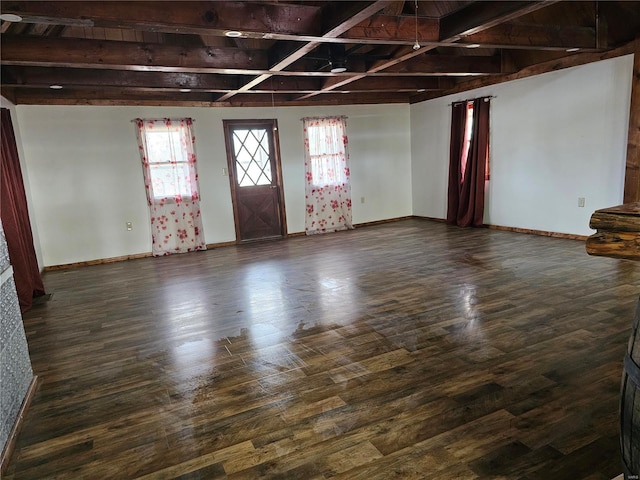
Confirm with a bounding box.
[305,121,349,187]
[460,100,490,182]
[302,116,353,234]
[134,118,205,256]
[231,128,272,187]
[142,122,198,201]
[460,102,474,180]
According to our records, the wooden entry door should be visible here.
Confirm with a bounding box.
[223,119,287,242]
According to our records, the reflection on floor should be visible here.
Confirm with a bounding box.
[4,219,637,479]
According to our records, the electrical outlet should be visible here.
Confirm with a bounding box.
[126,222,133,231]
[360,197,365,204]
[578,197,585,208]
[222,167,228,176]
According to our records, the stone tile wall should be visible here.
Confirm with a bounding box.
[0,220,34,454]
[0,221,9,272]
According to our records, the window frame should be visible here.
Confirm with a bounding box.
[140,122,198,203]
[305,123,348,188]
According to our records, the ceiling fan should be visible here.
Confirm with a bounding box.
[309,44,395,73]
[310,44,348,73]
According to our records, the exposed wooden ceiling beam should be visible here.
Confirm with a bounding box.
[0,47,473,80]
[415,36,636,106]
[439,0,560,40]
[0,1,323,36]
[344,14,439,43]
[2,0,634,107]
[0,2,598,51]
[319,74,368,92]
[0,1,594,51]
[233,91,410,105]
[380,1,406,16]
[371,1,560,71]
[382,54,505,74]
[0,66,240,91]
[249,76,444,92]
[1,36,269,72]
[1,20,13,33]
[2,87,411,107]
[217,0,393,101]
[299,0,558,99]
[464,22,597,50]
[250,77,322,92]
[5,88,220,105]
[335,76,443,91]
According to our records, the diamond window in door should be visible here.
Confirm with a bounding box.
[232,128,273,186]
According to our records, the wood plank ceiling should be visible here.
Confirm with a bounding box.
[1,1,639,107]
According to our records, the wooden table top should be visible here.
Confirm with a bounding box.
[587,202,640,260]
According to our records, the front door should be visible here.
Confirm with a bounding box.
[223,119,287,242]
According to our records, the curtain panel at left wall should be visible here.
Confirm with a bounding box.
[0,108,45,311]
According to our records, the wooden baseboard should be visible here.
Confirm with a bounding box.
[287,217,414,238]
[206,240,237,249]
[0,375,39,475]
[44,252,153,271]
[486,224,588,241]
[412,216,588,240]
[411,215,447,223]
[41,217,587,271]
[43,240,239,271]
[354,216,414,228]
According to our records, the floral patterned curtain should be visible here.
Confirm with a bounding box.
[302,116,353,235]
[134,118,206,256]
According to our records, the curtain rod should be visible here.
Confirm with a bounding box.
[300,115,348,121]
[448,95,495,106]
[130,118,195,123]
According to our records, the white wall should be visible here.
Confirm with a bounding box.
[12,54,634,266]
[411,55,634,236]
[15,103,411,267]
[1,96,44,270]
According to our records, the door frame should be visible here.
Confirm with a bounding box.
[222,118,288,243]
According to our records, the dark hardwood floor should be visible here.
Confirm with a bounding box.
[4,219,639,479]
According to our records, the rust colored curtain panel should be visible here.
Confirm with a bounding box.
[447,97,490,227]
[447,102,467,225]
[0,108,45,312]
